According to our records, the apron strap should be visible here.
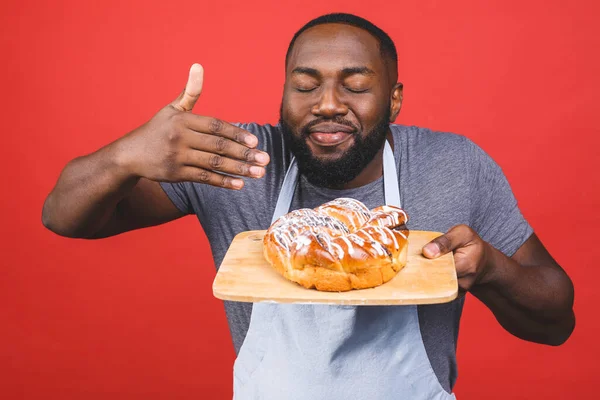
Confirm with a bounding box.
[383,139,401,207]
[271,157,300,224]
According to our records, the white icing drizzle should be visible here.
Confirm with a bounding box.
[372,226,398,249]
[339,236,355,256]
[329,241,346,259]
[319,233,346,259]
[294,233,313,251]
[317,198,371,230]
[324,198,371,215]
[271,208,349,251]
[375,205,408,222]
[266,199,409,264]
[356,229,387,256]
[358,229,378,243]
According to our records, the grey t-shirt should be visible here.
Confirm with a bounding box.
[160,123,533,392]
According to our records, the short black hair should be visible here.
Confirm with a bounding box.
[285,13,398,68]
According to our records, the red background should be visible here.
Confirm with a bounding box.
[2,0,599,399]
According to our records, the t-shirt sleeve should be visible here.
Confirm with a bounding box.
[159,181,194,215]
[465,137,534,257]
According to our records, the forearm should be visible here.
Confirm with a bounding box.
[42,140,138,238]
[471,245,575,345]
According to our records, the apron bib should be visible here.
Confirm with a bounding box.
[233,141,456,400]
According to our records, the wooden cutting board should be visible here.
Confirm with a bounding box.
[212,230,458,305]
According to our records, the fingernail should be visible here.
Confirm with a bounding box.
[423,243,440,258]
[232,179,244,189]
[250,166,264,177]
[255,152,269,164]
[245,135,257,146]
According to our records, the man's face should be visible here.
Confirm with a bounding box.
[280,23,397,187]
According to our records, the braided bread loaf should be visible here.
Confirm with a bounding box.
[263,198,409,292]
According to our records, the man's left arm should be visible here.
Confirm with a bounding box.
[423,225,575,346]
[422,136,575,346]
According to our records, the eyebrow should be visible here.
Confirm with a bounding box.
[291,67,320,77]
[341,66,375,76]
[291,66,376,77]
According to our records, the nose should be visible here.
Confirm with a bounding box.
[311,84,348,118]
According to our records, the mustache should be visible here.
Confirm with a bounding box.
[300,117,359,137]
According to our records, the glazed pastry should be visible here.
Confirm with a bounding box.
[263,198,409,292]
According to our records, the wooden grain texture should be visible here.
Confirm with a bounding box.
[212,230,458,305]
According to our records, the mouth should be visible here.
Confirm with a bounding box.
[307,123,355,147]
[308,132,353,147]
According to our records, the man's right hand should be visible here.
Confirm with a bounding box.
[42,64,271,238]
[119,63,270,189]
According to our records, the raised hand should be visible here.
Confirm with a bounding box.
[120,63,270,189]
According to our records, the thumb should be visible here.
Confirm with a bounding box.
[422,239,444,259]
[421,225,471,259]
[172,63,204,112]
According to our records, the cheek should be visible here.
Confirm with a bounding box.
[281,95,305,123]
[351,96,388,129]
[282,93,311,125]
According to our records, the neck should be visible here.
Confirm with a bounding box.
[329,130,394,190]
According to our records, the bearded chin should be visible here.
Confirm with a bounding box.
[279,109,391,188]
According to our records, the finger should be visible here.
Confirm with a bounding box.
[172,63,204,112]
[182,114,261,148]
[422,225,471,259]
[183,130,270,166]
[179,166,245,190]
[183,150,266,178]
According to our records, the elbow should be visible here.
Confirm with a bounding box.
[513,309,576,347]
[41,195,57,232]
[41,214,66,237]
[41,195,75,238]
[545,311,576,346]
[545,269,576,346]
[41,194,112,240]
[534,287,575,346]
[41,211,54,233]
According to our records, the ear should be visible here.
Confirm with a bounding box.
[389,82,403,122]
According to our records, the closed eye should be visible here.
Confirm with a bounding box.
[295,87,317,93]
[345,87,369,93]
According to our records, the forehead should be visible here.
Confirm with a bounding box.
[287,23,385,73]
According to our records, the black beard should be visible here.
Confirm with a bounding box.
[279,109,391,188]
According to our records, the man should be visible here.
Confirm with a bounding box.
[42,13,574,399]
